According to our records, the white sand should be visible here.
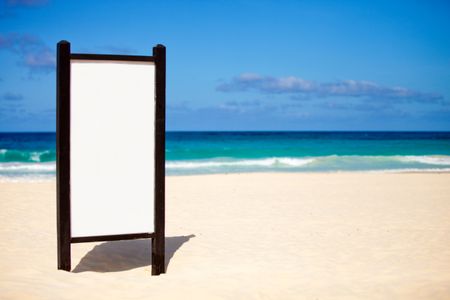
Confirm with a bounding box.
[1,173,450,299]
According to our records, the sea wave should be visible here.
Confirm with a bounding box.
[397,155,450,165]
[166,155,450,174]
[0,149,56,163]
[0,162,56,172]
[0,162,56,181]
[1,155,450,178]
[166,157,316,169]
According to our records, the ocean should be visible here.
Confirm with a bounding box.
[1,131,450,179]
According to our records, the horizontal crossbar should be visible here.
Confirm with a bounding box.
[71,53,155,62]
[71,232,154,243]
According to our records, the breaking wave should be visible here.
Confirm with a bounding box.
[166,157,316,169]
[0,149,56,163]
[2,155,450,178]
[165,155,450,175]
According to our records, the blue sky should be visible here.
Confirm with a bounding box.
[0,0,449,131]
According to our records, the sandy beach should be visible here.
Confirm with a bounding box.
[1,172,450,299]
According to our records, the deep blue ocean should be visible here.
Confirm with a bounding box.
[1,131,450,179]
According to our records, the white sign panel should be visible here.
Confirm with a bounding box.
[70,60,155,237]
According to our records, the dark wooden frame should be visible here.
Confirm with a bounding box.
[56,41,166,275]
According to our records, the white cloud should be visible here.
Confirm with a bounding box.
[217,73,444,104]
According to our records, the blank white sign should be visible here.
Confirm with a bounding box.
[70,60,155,237]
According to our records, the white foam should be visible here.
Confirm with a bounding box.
[0,162,56,171]
[30,152,41,162]
[276,157,316,166]
[397,155,450,165]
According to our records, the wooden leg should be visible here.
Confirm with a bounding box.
[151,236,165,275]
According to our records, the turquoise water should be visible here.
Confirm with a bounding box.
[166,132,450,175]
[1,132,450,178]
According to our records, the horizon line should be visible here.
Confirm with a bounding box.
[1,130,450,133]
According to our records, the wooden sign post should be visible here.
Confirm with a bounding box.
[56,41,165,275]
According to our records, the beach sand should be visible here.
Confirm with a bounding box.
[1,173,450,299]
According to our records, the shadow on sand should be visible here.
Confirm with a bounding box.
[72,234,195,273]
